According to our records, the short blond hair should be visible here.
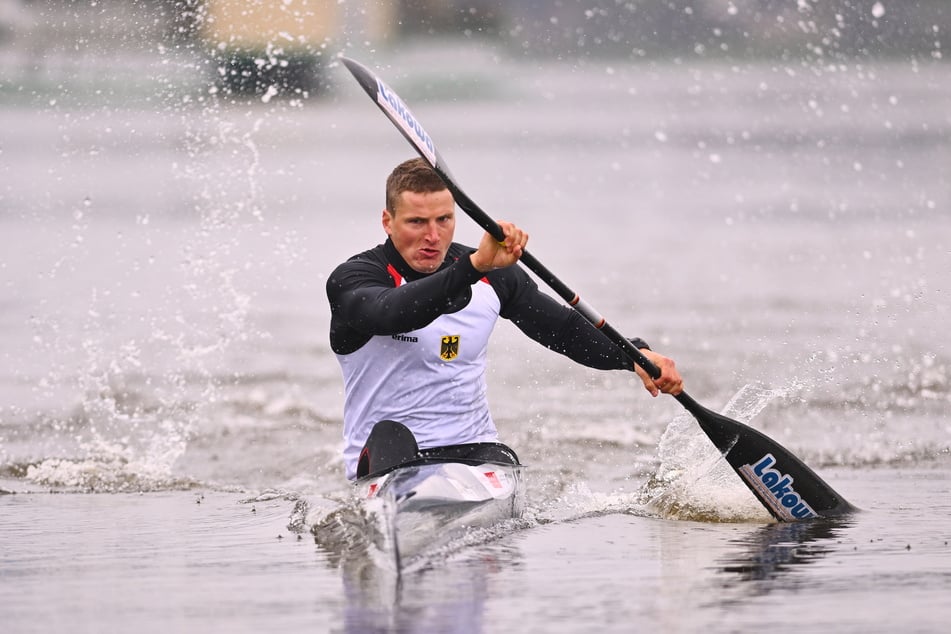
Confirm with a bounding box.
[385,158,447,214]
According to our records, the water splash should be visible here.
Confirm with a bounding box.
[641,383,797,523]
[532,480,644,524]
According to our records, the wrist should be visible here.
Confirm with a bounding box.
[469,252,491,273]
[629,337,650,351]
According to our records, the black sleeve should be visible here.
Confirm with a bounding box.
[489,266,648,371]
[327,253,484,354]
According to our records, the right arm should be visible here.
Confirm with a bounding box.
[326,253,484,354]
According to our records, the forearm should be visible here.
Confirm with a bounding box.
[328,256,483,335]
[508,293,645,371]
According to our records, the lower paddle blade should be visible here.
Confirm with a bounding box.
[674,392,856,521]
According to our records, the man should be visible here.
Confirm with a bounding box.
[327,158,683,480]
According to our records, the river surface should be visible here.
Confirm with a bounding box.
[2,39,950,633]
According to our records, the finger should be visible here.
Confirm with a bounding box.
[497,225,515,250]
[644,378,659,397]
[635,366,659,397]
[499,223,526,247]
[661,376,683,395]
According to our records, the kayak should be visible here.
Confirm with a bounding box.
[357,459,524,570]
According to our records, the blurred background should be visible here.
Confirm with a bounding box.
[0,1,947,100]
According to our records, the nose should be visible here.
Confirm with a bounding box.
[423,221,439,242]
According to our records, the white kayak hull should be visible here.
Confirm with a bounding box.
[358,460,523,569]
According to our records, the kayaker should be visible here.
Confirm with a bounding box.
[327,157,684,480]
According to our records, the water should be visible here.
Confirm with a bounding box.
[2,36,950,632]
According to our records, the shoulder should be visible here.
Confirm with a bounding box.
[339,243,389,270]
[327,244,393,295]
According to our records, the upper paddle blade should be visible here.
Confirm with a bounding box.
[341,57,441,170]
[675,392,855,521]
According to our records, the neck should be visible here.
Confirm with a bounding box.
[384,238,454,281]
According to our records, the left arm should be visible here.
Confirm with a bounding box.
[490,264,683,395]
[492,266,641,370]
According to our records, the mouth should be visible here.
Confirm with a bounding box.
[414,248,443,272]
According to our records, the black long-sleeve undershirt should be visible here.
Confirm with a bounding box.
[326,239,647,369]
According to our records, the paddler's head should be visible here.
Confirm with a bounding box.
[383,158,456,274]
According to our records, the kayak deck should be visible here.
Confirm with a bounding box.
[358,460,524,569]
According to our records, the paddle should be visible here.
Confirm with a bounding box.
[340,56,855,522]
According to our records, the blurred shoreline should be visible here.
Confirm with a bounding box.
[2,1,947,107]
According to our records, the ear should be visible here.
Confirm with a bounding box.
[382,208,393,235]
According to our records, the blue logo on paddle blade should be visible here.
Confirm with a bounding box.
[739,453,817,521]
[375,78,437,167]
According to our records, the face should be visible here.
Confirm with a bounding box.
[383,189,456,273]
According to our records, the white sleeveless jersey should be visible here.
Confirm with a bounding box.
[336,274,502,480]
